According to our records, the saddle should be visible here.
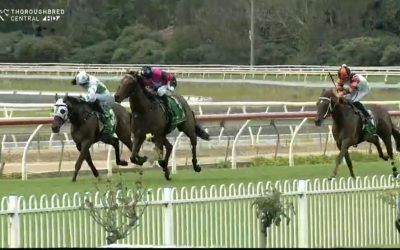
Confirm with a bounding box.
[348,103,375,126]
[347,102,376,147]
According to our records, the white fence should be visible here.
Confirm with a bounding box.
[1,175,400,248]
[1,63,400,82]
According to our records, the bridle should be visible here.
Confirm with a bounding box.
[318,96,337,118]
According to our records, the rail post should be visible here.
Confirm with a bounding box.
[22,124,43,180]
[289,118,308,167]
[163,187,174,246]
[297,180,308,248]
[171,132,184,174]
[232,119,251,169]
[8,195,20,248]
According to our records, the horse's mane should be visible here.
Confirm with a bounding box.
[63,95,93,111]
[125,70,158,102]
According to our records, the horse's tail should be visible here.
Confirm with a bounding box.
[195,123,210,141]
[192,111,210,141]
[392,125,400,152]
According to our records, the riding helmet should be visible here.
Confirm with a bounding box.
[75,71,90,85]
[140,66,152,79]
[338,64,351,80]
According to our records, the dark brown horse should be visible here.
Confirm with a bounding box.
[314,88,400,179]
[51,96,133,181]
[114,72,210,180]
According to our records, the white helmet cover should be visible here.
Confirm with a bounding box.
[76,71,89,85]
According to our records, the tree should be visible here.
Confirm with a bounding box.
[83,171,150,245]
[253,188,295,247]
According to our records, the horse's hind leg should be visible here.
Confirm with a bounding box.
[179,123,201,173]
[366,135,389,161]
[380,134,399,177]
[100,134,128,166]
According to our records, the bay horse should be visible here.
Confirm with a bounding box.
[51,95,133,182]
[114,71,210,180]
[314,88,400,179]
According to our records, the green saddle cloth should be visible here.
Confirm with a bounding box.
[165,95,186,127]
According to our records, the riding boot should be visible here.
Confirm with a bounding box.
[90,100,103,114]
[353,101,376,134]
[100,107,115,136]
[160,95,172,129]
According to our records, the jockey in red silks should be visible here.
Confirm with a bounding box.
[336,64,375,134]
[139,66,177,97]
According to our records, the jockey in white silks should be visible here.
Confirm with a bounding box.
[73,71,115,136]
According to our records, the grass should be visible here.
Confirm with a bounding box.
[0,153,396,198]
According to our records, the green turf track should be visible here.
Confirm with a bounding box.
[0,159,396,198]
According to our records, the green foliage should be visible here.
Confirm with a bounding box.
[0,31,24,62]
[2,0,400,65]
[329,37,385,66]
[83,171,149,245]
[380,43,400,66]
[69,39,116,64]
[14,36,67,62]
[253,188,295,234]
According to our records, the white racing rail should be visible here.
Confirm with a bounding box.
[1,63,400,82]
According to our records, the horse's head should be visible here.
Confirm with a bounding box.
[51,98,69,133]
[114,71,141,103]
[315,88,339,126]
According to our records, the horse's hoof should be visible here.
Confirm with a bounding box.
[383,156,389,161]
[164,169,171,181]
[393,171,399,178]
[160,164,171,180]
[194,164,201,172]
[130,155,147,166]
[117,160,128,166]
[328,176,336,181]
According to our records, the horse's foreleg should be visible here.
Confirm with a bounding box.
[331,140,351,179]
[130,133,147,165]
[72,141,90,182]
[366,135,389,161]
[155,138,172,181]
[344,151,355,179]
[85,150,99,178]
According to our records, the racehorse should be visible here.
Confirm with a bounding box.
[114,71,210,181]
[51,95,133,182]
[314,88,400,179]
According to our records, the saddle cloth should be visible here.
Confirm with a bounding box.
[157,95,186,132]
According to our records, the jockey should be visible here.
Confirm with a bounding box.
[72,71,115,136]
[139,66,177,97]
[336,64,375,134]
